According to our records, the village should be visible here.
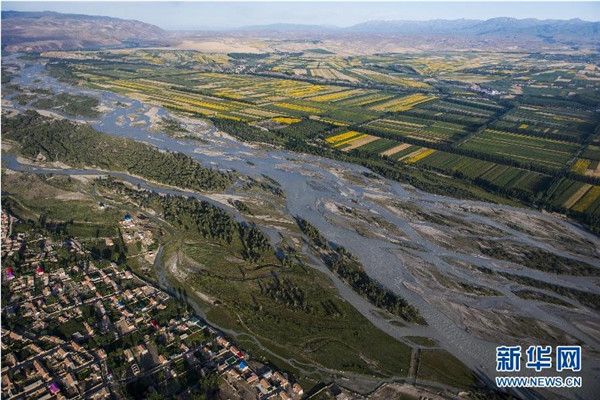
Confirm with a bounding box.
[1,210,304,400]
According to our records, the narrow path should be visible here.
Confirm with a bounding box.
[407,348,420,385]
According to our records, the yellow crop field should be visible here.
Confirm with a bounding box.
[220,115,244,121]
[171,96,229,111]
[214,90,243,99]
[370,94,437,112]
[308,89,364,102]
[353,94,395,107]
[404,149,436,163]
[326,131,362,144]
[519,124,529,129]
[333,134,369,148]
[273,117,302,124]
[571,159,592,174]
[139,55,164,64]
[572,186,600,212]
[274,103,321,114]
[286,85,329,98]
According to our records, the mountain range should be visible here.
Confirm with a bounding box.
[243,17,600,44]
[2,11,599,52]
[347,17,599,36]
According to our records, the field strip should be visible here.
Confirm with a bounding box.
[487,129,574,145]
[564,184,592,209]
[334,134,369,148]
[380,119,426,128]
[381,143,412,157]
[471,136,574,156]
[495,151,564,168]
[341,135,379,152]
[326,131,362,144]
[476,163,498,178]
[405,148,436,163]
[573,186,600,212]
[331,69,359,83]
[588,163,600,178]
[399,148,427,161]
[571,159,591,174]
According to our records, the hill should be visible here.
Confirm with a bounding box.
[1,11,166,51]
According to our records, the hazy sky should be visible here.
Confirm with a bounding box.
[3,2,599,30]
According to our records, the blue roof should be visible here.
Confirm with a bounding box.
[238,361,248,369]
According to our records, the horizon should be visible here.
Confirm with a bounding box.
[3,2,599,30]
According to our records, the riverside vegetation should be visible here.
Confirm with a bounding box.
[2,111,233,191]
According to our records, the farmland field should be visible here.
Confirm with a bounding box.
[419,99,498,119]
[33,48,600,230]
[417,151,552,194]
[365,115,470,144]
[546,178,600,214]
[355,138,401,154]
[490,105,597,142]
[459,129,581,171]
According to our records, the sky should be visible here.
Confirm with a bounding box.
[3,1,599,30]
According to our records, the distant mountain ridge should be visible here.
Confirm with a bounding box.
[348,17,597,32]
[2,11,598,52]
[241,17,600,44]
[2,11,166,51]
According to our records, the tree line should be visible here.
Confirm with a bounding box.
[3,111,233,192]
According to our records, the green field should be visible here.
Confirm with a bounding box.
[490,105,597,142]
[417,151,552,194]
[365,115,469,144]
[459,129,580,171]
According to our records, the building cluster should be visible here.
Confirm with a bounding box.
[1,210,302,399]
[213,335,304,400]
[1,212,18,259]
[118,214,157,264]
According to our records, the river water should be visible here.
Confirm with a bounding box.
[2,55,599,399]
